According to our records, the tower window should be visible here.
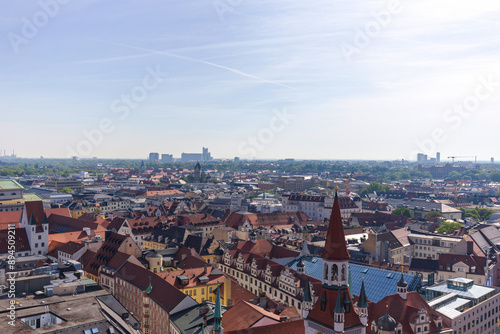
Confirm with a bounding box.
[332,264,338,281]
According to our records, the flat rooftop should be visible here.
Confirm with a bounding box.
[426,282,494,300]
[0,290,110,334]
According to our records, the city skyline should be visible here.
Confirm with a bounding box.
[1,0,500,160]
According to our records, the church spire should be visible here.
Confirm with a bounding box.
[214,284,223,334]
[321,191,350,261]
[358,279,368,308]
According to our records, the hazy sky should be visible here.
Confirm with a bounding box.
[1,0,500,161]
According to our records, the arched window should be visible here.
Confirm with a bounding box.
[324,263,328,280]
[341,264,346,281]
[332,264,338,281]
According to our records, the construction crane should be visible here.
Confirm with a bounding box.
[448,156,475,164]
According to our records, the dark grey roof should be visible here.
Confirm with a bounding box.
[96,294,140,330]
[170,302,226,334]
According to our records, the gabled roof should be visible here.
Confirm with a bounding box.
[230,239,299,259]
[58,241,85,255]
[307,287,362,330]
[367,292,449,334]
[24,201,47,225]
[84,232,128,276]
[224,211,309,229]
[225,319,305,334]
[221,300,281,332]
[322,192,350,261]
[0,228,30,253]
[116,262,196,315]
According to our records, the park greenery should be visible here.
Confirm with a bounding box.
[1,158,500,184]
[460,207,494,222]
[391,207,413,218]
[436,221,462,234]
[359,182,390,196]
[425,211,443,219]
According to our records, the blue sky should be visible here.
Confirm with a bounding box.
[1,0,500,160]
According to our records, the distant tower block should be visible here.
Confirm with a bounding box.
[436,152,441,163]
[492,157,495,164]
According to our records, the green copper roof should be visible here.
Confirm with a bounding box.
[397,272,407,287]
[29,213,37,225]
[334,290,345,314]
[0,180,24,190]
[303,276,312,302]
[348,265,353,298]
[214,285,222,331]
[358,280,368,308]
[143,277,153,294]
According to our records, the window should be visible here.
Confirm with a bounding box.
[332,264,338,281]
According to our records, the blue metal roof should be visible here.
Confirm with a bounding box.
[289,257,421,303]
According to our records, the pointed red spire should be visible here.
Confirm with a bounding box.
[321,191,350,261]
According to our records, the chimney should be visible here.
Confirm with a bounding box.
[467,241,474,255]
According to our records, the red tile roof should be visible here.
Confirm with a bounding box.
[322,192,350,261]
[225,319,305,334]
[307,288,362,330]
[84,232,127,277]
[224,211,309,229]
[230,239,299,259]
[116,262,192,314]
[0,227,30,254]
[221,300,281,332]
[58,241,85,255]
[25,201,46,225]
[49,214,100,233]
[438,253,486,275]
[45,207,71,218]
[367,292,450,334]
[0,211,22,229]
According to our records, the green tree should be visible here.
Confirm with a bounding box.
[360,182,390,196]
[392,207,413,218]
[60,187,74,193]
[490,172,500,182]
[445,171,462,181]
[425,211,443,219]
[436,221,462,234]
[460,207,494,221]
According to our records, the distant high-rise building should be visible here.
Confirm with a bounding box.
[417,153,428,163]
[149,152,159,162]
[436,152,441,163]
[161,154,173,162]
[492,157,495,164]
[182,147,213,162]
